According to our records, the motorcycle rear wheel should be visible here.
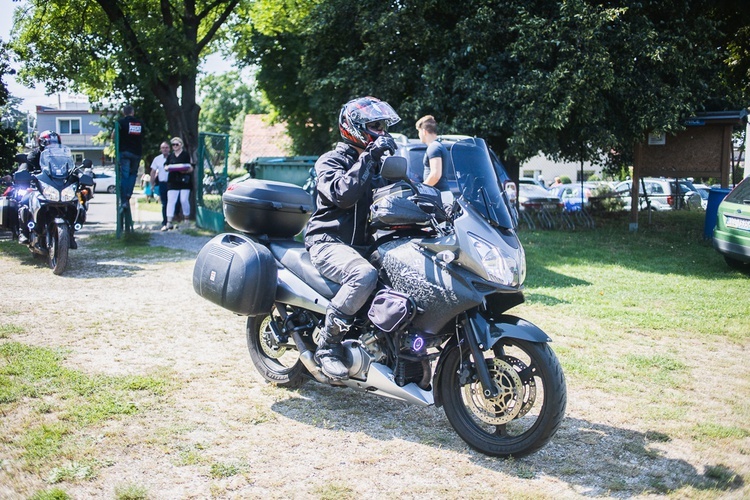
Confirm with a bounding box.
[439,338,566,457]
[48,222,69,275]
[246,305,307,388]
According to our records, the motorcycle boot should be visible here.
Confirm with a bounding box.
[17,207,30,245]
[314,308,353,380]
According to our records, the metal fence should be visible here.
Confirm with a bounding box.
[196,132,229,233]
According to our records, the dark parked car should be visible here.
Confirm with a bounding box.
[713,177,750,269]
[517,184,563,213]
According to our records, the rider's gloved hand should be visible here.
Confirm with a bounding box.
[366,136,397,163]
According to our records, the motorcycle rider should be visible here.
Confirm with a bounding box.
[17,131,63,244]
[25,130,62,172]
[304,96,400,380]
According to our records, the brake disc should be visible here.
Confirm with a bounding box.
[501,355,536,418]
[259,315,287,359]
[462,358,524,425]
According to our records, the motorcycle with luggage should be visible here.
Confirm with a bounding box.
[193,138,566,457]
[8,146,94,275]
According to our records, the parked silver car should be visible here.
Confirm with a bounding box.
[92,168,116,194]
[613,178,698,211]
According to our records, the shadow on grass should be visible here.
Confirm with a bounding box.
[0,230,196,279]
[271,384,743,496]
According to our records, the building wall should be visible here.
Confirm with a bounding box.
[35,103,111,166]
[638,126,729,179]
[521,154,603,184]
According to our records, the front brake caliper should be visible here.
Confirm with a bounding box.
[458,360,475,386]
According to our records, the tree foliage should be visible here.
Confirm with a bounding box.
[238,0,748,175]
[198,71,265,134]
[10,0,241,159]
[0,42,22,176]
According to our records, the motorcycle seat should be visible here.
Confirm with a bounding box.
[269,241,341,299]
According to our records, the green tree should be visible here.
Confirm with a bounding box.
[10,0,241,159]
[199,71,265,135]
[237,0,748,174]
[0,42,22,176]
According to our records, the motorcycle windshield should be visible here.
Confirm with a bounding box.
[449,138,515,229]
[40,145,75,179]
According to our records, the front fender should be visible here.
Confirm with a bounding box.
[433,312,551,408]
[469,309,551,349]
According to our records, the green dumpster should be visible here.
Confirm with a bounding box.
[246,156,318,187]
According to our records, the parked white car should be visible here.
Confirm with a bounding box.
[92,168,116,194]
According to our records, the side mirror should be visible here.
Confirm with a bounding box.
[380,155,408,181]
[15,153,28,164]
[82,159,93,169]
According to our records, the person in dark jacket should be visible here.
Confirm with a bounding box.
[115,104,145,207]
[304,96,400,380]
[163,136,193,231]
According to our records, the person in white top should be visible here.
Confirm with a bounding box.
[149,141,171,227]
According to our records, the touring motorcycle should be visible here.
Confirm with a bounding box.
[193,138,566,457]
[12,146,93,275]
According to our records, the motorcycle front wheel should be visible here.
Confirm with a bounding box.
[439,338,566,457]
[47,221,69,275]
[246,305,307,388]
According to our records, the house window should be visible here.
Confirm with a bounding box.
[73,153,84,164]
[58,118,81,135]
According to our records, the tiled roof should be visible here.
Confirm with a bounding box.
[241,114,292,164]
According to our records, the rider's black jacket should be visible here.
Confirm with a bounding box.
[25,148,42,172]
[305,142,384,249]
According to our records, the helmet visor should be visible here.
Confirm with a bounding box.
[347,98,401,127]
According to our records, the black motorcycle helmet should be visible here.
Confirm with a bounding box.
[338,96,400,149]
[38,130,62,150]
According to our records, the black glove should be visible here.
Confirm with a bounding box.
[366,136,397,163]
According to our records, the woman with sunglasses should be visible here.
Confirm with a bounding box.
[163,137,193,231]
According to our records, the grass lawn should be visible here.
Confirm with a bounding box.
[0,208,748,498]
[514,210,749,494]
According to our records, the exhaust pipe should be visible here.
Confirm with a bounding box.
[27,221,35,230]
[74,223,82,231]
[289,329,330,384]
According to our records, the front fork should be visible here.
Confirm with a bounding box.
[440,309,553,403]
[460,312,500,399]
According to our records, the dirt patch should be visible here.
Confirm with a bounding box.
[0,226,748,499]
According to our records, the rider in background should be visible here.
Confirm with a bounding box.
[16,131,63,244]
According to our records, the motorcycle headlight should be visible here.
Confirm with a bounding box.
[468,233,523,287]
[61,185,76,202]
[38,180,60,202]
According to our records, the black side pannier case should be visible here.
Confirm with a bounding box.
[223,179,313,237]
[193,233,277,316]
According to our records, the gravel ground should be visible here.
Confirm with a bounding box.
[0,222,748,499]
